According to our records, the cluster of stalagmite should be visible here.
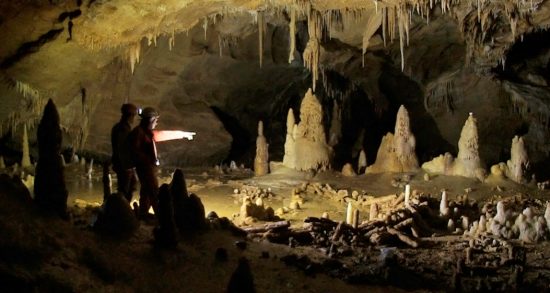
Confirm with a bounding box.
[283,88,330,172]
[366,105,419,173]
[422,113,486,180]
[254,121,269,176]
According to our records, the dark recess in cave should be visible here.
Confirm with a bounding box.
[210,106,252,165]
[493,29,550,85]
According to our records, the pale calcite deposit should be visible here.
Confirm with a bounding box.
[283,88,330,172]
[422,113,486,180]
[254,120,269,176]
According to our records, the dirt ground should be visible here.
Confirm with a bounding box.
[2,162,550,292]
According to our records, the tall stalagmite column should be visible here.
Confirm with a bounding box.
[507,135,528,183]
[453,113,484,178]
[254,121,269,176]
[34,99,68,218]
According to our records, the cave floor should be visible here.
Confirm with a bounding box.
[49,163,550,291]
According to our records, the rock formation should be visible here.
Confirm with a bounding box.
[488,135,529,183]
[170,169,206,235]
[95,193,139,239]
[366,105,419,173]
[254,121,269,176]
[33,99,68,218]
[453,113,484,179]
[506,136,529,183]
[422,113,486,180]
[154,184,178,248]
[283,88,330,172]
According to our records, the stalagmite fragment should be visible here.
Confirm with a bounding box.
[440,190,449,217]
[254,121,269,176]
[352,209,359,229]
[404,184,411,207]
[346,202,353,225]
[21,123,31,168]
[369,203,379,221]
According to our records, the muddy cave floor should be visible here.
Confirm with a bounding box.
[3,163,550,292]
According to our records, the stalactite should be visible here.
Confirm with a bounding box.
[203,18,208,40]
[128,41,141,74]
[303,9,322,92]
[362,12,382,67]
[398,6,406,71]
[288,6,296,64]
[258,10,264,68]
[382,7,387,47]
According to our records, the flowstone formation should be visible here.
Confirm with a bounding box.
[33,99,68,218]
[489,135,529,183]
[283,88,330,172]
[254,121,269,176]
[423,113,486,180]
[366,105,419,173]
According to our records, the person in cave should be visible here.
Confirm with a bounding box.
[111,103,138,202]
[128,106,196,219]
[128,107,162,218]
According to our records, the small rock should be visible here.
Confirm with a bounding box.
[289,201,300,210]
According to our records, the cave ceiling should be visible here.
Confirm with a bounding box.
[0,0,549,167]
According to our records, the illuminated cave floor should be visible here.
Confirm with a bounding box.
[5,163,550,292]
[66,163,550,226]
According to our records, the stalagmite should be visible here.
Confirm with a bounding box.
[346,202,353,225]
[366,105,418,173]
[453,113,485,179]
[21,123,31,168]
[288,6,296,63]
[352,209,359,229]
[404,184,411,207]
[34,99,68,218]
[369,203,379,221]
[0,156,5,169]
[282,109,296,169]
[328,100,341,147]
[285,89,330,172]
[358,149,367,173]
[440,190,450,217]
[341,163,356,177]
[254,121,269,176]
[506,136,528,183]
